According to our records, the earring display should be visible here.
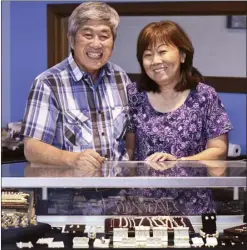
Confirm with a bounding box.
[223,223,247,241]
[135,226,150,241]
[218,235,244,246]
[16,242,33,249]
[152,226,168,242]
[73,237,89,248]
[200,213,219,238]
[113,237,137,248]
[191,237,204,247]
[47,241,65,248]
[205,237,218,247]
[173,227,191,248]
[113,228,128,242]
[93,237,110,248]
[105,216,194,237]
[62,224,85,234]
[36,238,54,245]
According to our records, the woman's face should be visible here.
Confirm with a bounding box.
[142,43,185,87]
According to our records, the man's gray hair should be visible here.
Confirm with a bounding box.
[68,1,120,41]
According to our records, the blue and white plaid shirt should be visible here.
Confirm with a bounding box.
[21,53,131,160]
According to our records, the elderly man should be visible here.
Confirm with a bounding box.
[21,2,131,171]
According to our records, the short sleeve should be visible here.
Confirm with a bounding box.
[126,83,138,133]
[21,77,59,144]
[205,89,233,139]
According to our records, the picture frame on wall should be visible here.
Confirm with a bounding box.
[227,15,246,29]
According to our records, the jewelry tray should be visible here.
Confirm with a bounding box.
[1,222,51,244]
[105,216,195,237]
[224,223,246,240]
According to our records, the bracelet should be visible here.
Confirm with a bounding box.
[199,229,219,238]
[179,157,186,161]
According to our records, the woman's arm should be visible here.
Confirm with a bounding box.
[180,134,228,161]
[126,132,136,160]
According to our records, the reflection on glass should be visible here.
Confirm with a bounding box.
[3,161,245,217]
[22,160,246,178]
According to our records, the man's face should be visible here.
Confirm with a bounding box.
[70,20,114,77]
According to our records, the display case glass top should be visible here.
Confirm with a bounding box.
[2,161,246,188]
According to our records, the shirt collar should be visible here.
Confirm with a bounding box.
[67,53,114,82]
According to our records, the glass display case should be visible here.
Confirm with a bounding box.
[1,160,246,249]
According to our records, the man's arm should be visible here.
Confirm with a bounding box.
[24,137,104,168]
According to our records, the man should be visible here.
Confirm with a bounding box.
[21,2,131,172]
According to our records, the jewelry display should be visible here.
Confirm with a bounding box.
[152,226,168,242]
[134,226,150,241]
[138,217,144,227]
[105,216,194,236]
[147,217,154,228]
[146,237,163,248]
[200,213,219,239]
[152,217,162,227]
[199,229,219,238]
[93,237,110,248]
[16,242,33,249]
[174,238,191,248]
[131,217,136,228]
[73,237,89,248]
[205,237,218,247]
[174,227,190,240]
[113,237,137,248]
[110,218,115,228]
[2,191,29,208]
[174,227,190,248]
[87,226,97,239]
[36,238,54,244]
[113,228,128,242]
[191,237,204,247]
[122,217,128,228]
[159,216,167,227]
[224,223,247,240]
[62,224,85,234]
[48,241,64,248]
[219,235,243,246]
[1,212,36,229]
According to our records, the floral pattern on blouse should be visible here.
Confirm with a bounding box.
[126,82,233,215]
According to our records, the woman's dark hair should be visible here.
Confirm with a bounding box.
[136,20,204,92]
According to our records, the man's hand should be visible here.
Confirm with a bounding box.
[145,152,177,161]
[71,149,105,169]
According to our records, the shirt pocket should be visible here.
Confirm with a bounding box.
[112,106,129,141]
[63,109,92,148]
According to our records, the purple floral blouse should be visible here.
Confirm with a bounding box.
[126,82,233,215]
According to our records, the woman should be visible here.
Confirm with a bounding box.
[125,20,232,215]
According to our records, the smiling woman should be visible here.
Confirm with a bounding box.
[47,1,246,93]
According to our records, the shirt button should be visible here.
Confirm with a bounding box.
[101,132,105,136]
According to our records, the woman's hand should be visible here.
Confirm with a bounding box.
[145,152,177,161]
[146,161,177,171]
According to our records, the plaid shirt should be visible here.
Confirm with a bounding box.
[21,54,131,160]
